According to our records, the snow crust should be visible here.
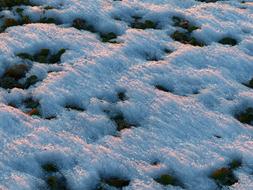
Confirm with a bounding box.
[0,0,253,189]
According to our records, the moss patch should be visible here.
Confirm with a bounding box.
[110,113,135,131]
[172,16,199,32]
[100,32,117,43]
[210,160,241,187]
[117,91,128,101]
[0,0,31,9]
[235,107,253,125]
[96,177,130,189]
[218,37,238,46]
[131,16,158,29]
[155,84,172,93]
[171,31,204,46]
[0,64,38,90]
[41,162,69,190]
[17,48,66,64]
[23,97,41,116]
[65,104,85,112]
[154,174,183,187]
[42,163,59,173]
[72,18,95,32]
[210,167,238,187]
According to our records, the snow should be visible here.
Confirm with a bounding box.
[0,0,253,189]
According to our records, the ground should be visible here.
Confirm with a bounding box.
[0,0,253,190]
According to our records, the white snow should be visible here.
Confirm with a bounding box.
[0,0,253,189]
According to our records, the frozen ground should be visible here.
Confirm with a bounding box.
[0,0,253,189]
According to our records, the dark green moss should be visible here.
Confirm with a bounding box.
[0,64,29,89]
[155,84,171,93]
[100,32,117,43]
[117,91,128,101]
[17,53,34,61]
[172,16,199,32]
[111,113,134,131]
[154,174,183,187]
[245,78,253,89]
[23,75,39,89]
[72,18,95,32]
[235,107,253,125]
[97,177,130,189]
[24,98,40,109]
[0,0,31,8]
[103,178,130,188]
[229,159,242,170]
[0,76,23,89]
[49,49,66,63]
[17,48,66,64]
[42,163,59,173]
[218,37,237,46]
[171,31,204,46]
[210,167,238,186]
[65,104,85,112]
[39,17,58,24]
[4,64,28,80]
[131,18,158,29]
[46,176,69,190]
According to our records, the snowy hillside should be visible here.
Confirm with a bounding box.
[0,0,253,189]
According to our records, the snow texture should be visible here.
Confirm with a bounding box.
[0,0,253,190]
